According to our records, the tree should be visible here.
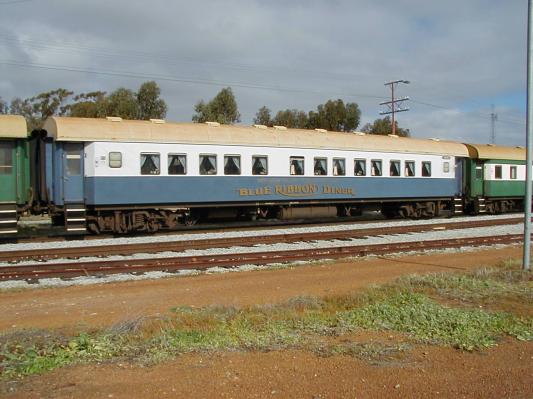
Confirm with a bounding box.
[307,99,360,132]
[9,89,73,131]
[360,116,410,137]
[253,106,272,126]
[137,81,167,120]
[0,97,7,114]
[67,91,107,118]
[272,109,308,129]
[192,87,240,124]
[105,88,139,120]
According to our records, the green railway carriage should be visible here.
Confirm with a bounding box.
[464,144,526,214]
[0,115,30,235]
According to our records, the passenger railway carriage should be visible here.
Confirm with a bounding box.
[35,116,469,234]
[0,115,30,235]
[464,144,526,214]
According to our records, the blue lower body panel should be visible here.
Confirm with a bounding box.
[84,176,461,206]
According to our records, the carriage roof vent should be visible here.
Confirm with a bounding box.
[516,146,525,149]
[388,134,399,138]
[205,121,220,127]
[355,132,366,136]
[487,143,495,146]
[150,119,165,124]
[273,125,287,131]
[253,124,268,129]
[106,116,123,122]
[314,128,327,133]
[429,138,440,141]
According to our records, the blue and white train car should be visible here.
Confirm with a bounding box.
[38,117,469,234]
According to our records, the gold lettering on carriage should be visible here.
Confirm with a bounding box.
[238,184,354,197]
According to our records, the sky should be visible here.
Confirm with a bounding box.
[0,0,528,145]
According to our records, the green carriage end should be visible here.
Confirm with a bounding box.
[0,115,30,206]
[464,144,526,214]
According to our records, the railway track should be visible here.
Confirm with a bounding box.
[0,217,523,263]
[0,233,524,282]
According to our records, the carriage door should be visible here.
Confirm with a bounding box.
[62,143,84,203]
[0,140,16,203]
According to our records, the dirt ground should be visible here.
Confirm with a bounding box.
[1,245,533,398]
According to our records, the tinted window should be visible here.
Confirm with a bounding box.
[475,166,483,179]
[314,157,327,175]
[333,158,345,176]
[252,156,268,175]
[200,154,217,175]
[405,161,415,177]
[371,160,382,176]
[109,152,122,168]
[0,141,13,175]
[224,155,241,175]
[141,153,160,175]
[443,162,450,173]
[510,166,517,180]
[422,161,432,177]
[168,154,186,175]
[290,157,304,175]
[390,160,401,176]
[354,159,366,176]
[495,165,502,179]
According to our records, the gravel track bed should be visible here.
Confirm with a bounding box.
[0,213,523,253]
[0,223,523,268]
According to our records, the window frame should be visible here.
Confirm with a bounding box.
[404,160,415,177]
[0,141,14,175]
[389,160,401,177]
[140,152,161,176]
[494,165,502,180]
[290,156,305,176]
[510,165,517,180]
[333,158,346,176]
[168,153,187,175]
[108,152,122,169]
[252,155,268,176]
[371,159,382,176]
[313,157,328,176]
[354,158,366,176]
[224,154,241,175]
[421,161,432,177]
[199,154,218,175]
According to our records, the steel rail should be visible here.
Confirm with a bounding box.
[0,218,523,264]
[0,234,523,281]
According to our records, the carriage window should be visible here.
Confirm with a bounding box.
[443,162,450,173]
[252,155,268,175]
[314,157,327,175]
[475,166,483,179]
[140,153,160,175]
[422,161,432,177]
[0,141,13,175]
[224,155,241,175]
[495,165,502,179]
[371,160,382,176]
[389,160,401,177]
[168,154,186,175]
[290,157,304,175]
[109,152,122,168]
[199,154,217,175]
[333,158,345,176]
[65,144,82,176]
[510,166,517,180]
[405,161,415,177]
[354,159,366,176]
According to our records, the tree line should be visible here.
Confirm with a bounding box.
[1,84,409,136]
[0,81,167,131]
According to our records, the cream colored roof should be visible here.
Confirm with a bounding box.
[464,143,526,161]
[0,115,28,138]
[43,116,470,156]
